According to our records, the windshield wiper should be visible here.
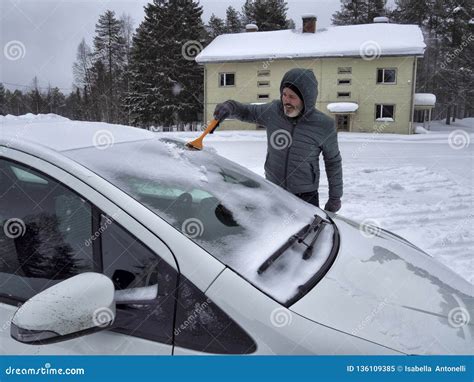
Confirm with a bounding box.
[302,219,327,260]
[257,215,327,275]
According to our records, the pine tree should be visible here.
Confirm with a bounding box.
[225,6,242,33]
[8,90,26,116]
[47,87,66,114]
[65,89,83,120]
[119,14,135,125]
[391,0,430,26]
[393,0,473,119]
[332,0,387,25]
[27,77,44,114]
[0,83,6,115]
[208,14,226,39]
[242,0,290,31]
[127,0,206,127]
[91,10,127,123]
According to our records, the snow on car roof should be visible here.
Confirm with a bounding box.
[196,23,425,63]
[0,114,154,152]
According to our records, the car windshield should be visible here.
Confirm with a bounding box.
[65,138,335,304]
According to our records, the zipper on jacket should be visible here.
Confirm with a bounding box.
[284,119,297,189]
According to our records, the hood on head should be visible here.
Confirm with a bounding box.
[280,68,318,115]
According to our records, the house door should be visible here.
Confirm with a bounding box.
[336,114,350,132]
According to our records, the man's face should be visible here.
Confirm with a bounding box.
[282,87,303,118]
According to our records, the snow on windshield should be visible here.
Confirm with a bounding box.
[65,138,333,304]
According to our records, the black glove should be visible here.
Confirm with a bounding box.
[214,100,234,122]
[324,198,341,213]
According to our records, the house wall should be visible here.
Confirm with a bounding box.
[203,56,417,134]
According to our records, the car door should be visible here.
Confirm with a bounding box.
[0,153,178,355]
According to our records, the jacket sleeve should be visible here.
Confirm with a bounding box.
[227,100,274,126]
[321,122,343,199]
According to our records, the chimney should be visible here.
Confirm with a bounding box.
[302,14,317,33]
[245,23,258,32]
[373,16,389,23]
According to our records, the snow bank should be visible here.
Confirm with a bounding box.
[0,113,70,122]
[414,125,429,134]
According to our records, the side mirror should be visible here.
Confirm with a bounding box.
[11,272,115,344]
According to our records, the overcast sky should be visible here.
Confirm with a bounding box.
[1,0,344,92]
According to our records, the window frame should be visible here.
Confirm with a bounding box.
[337,92,351,98]
[257,80,270,87]
[0,158,97,301]
[219,72,236,87]
[374,104,396,121]
[257,69,270,77]
[257,94,270,100]
[376,68,397,84]
[337,79,351,85]
[337,67,352,74]
[0,150,179,306]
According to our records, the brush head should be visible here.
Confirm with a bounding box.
[185,141,202,150]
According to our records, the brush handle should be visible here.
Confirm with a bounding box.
[203,119,219,137]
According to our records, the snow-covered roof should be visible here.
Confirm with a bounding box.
[327,102,359,113]
[414,93,436,107]
[196,23,426,63]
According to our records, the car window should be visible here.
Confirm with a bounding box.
[100,215,254,353]
[100,214,177,344]
[174,275,256,354]
[0,159,94,301]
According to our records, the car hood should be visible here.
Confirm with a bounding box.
[290,215,473,354]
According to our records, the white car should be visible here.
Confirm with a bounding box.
[0,122,472,355]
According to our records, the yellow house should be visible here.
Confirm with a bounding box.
[196,16,433,134]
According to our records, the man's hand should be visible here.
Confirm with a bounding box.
[324,198,341,213]
[214,101,234,121]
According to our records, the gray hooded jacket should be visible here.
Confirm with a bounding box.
[227,68,343,199]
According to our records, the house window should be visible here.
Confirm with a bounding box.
[257,81,270,87]
[375,104,395,121]
[219,73,235,87]
[337,92,351,98]
[338,67,352,74]
[257,70,270,77]
[338,79,351,85]
[377,69,396,84]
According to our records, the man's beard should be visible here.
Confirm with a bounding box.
[284,104,301,118]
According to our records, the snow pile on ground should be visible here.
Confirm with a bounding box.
[414,125,429,134]
[0,113,70,122]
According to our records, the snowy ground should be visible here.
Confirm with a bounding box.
[161,118,473,284]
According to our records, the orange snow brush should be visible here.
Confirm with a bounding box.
[186,119,220,150]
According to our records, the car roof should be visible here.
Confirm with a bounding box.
[0,115,155,153]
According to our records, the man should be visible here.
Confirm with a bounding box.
[214,68,343,213]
